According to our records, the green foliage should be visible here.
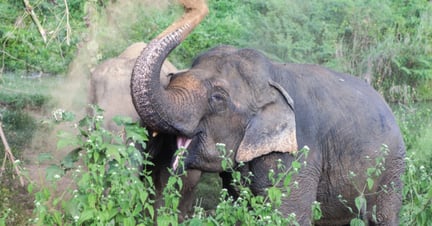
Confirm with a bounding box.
[394,102,432,224]
[27,108,320,225]
[31,106,155,225]
[166,0,432,100]
[0,110,36,154]
[2,0,431,100]
[0,75,51,156]
[400,152,432,225]
[0,186,31,226]
[0,0,89,74]
[393,103,432,150]
[184,145,312,225]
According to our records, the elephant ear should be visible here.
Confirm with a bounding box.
[236,80,298,163]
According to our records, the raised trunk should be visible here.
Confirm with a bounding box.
[131,0,208,134]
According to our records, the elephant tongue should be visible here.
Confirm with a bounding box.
[176,136,192,149]
[172,136,192,171]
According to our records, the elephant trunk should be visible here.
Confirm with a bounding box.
[131,0,208,134]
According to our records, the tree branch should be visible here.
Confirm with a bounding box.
[63,0,71,45]
[0,122,25,187]
[22,0,47,43]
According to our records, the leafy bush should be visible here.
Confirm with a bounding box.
[28,107,316,225]
[394,102,432,224]
[10,103,429,225]
[30,106,155,225]
[400,152,432,225]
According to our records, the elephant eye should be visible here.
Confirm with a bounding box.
[211,93,225,102]
[209,89,228,113]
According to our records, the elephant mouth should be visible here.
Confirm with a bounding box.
[172,136,193,171]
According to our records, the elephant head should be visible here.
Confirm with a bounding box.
[131,0,297,171]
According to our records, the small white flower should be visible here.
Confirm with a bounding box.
[54,174,61,179]
[73,215,79,222]
[14,159,21,164]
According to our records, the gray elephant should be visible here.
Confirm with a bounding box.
[130,0,405,225]
[89,42,200,219]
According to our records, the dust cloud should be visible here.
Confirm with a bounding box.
[26,0,172,187]
[54,0,172,115]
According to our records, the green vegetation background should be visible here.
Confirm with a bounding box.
[0,0,432,225]
[1,0,432,99]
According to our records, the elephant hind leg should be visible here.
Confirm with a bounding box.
[369,159,404,225]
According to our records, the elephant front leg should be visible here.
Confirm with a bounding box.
[178,169,202,221]
[248,152,321,226]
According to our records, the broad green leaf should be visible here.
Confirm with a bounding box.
[105,144,123,161]
[188,218,204,226]
[292,160,301,171]
[355,195,366,212]
[27,183,34,193]
[88,193,97,208]
[62,111,76,121]
[61,148,82,169]
[367,178,374,191]
[113,115,133,125]
[350,218,365,226]
[268,187,282,207]
[78,209,95,225]
[123,217,136,226]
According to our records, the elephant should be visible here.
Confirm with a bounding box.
[89,42,200,219]
[130,0,406,225]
